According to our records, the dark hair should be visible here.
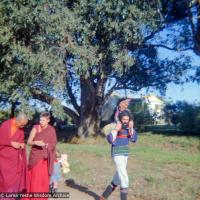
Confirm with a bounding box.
[118,110,133,122]
[40,112,50,119]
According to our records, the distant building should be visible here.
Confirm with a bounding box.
[143,94,166,124]
[101,93,166,125]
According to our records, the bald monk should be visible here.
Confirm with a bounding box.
[0,113,29,194]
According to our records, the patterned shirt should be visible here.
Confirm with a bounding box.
[107,128,138,157]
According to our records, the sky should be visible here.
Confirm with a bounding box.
[149,19,200,104]
[115,48,200,104]
[165,82,200,103]
[159,48,200,103]
[115,82,200,104]
[159,49,200,103]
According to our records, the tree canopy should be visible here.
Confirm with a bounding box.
[0,0,199,136]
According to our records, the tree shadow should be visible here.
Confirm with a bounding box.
[147,130,200,139]
[143,125,200,138]
[65,179,100,200]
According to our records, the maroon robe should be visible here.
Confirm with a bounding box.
[0,119,28,193]
[22,125,57,200]
[28,124,57,176]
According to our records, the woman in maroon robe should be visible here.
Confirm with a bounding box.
[0,113,28,195]
[26,112,57,199]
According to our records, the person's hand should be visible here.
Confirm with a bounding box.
[111,130,117,141]
[115,122,122,131]
[34,140,46,147]
[128,120,134,136]
[11,141,20,149]
[129,120,134,129]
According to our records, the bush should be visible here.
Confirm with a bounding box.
[0,109,10,124]
[129,101,154,131]
[164,101,200,134]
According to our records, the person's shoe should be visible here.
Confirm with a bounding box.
[54,188,58,193]
[49,183,54,193]
[101,183,117,199]
[120,188,128,200]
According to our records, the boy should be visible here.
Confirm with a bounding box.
[50,151,62,193]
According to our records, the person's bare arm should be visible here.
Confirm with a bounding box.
[128,120,134,136]
[27,128,46,147]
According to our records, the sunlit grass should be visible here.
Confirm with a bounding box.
[56,132,200,200]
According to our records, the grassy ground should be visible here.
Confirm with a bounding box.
[57,132,200,200]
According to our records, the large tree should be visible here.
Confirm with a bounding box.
[0,0,198,137]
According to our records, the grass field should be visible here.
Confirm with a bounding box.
[57,132,200,200]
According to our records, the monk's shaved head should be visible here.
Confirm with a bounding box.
[16,113,28,120]
[16,112,28,128]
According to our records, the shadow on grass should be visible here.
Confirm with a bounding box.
[56,129,78,142]
[65,179,100,200]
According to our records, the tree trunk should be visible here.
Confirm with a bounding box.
[195,1,200,55]
[10,101,16,118]
[77,78,105,137]
[188,1,200,55]
[77,109,101,137]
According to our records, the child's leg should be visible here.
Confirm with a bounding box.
[52,181,58,193]
[53,181,58,189]
[49,181,54,193]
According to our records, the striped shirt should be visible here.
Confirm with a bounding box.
[107,128,138,157]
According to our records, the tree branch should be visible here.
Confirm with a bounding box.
[66,79,80,114]
[114,86,142,92]
[125,25,167,51]
[95,77,107,105]
[142,44,194,51]
[31,88,80,125]
[126,17,196,53]
[104,82,118,104]
[143,25,166,43]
